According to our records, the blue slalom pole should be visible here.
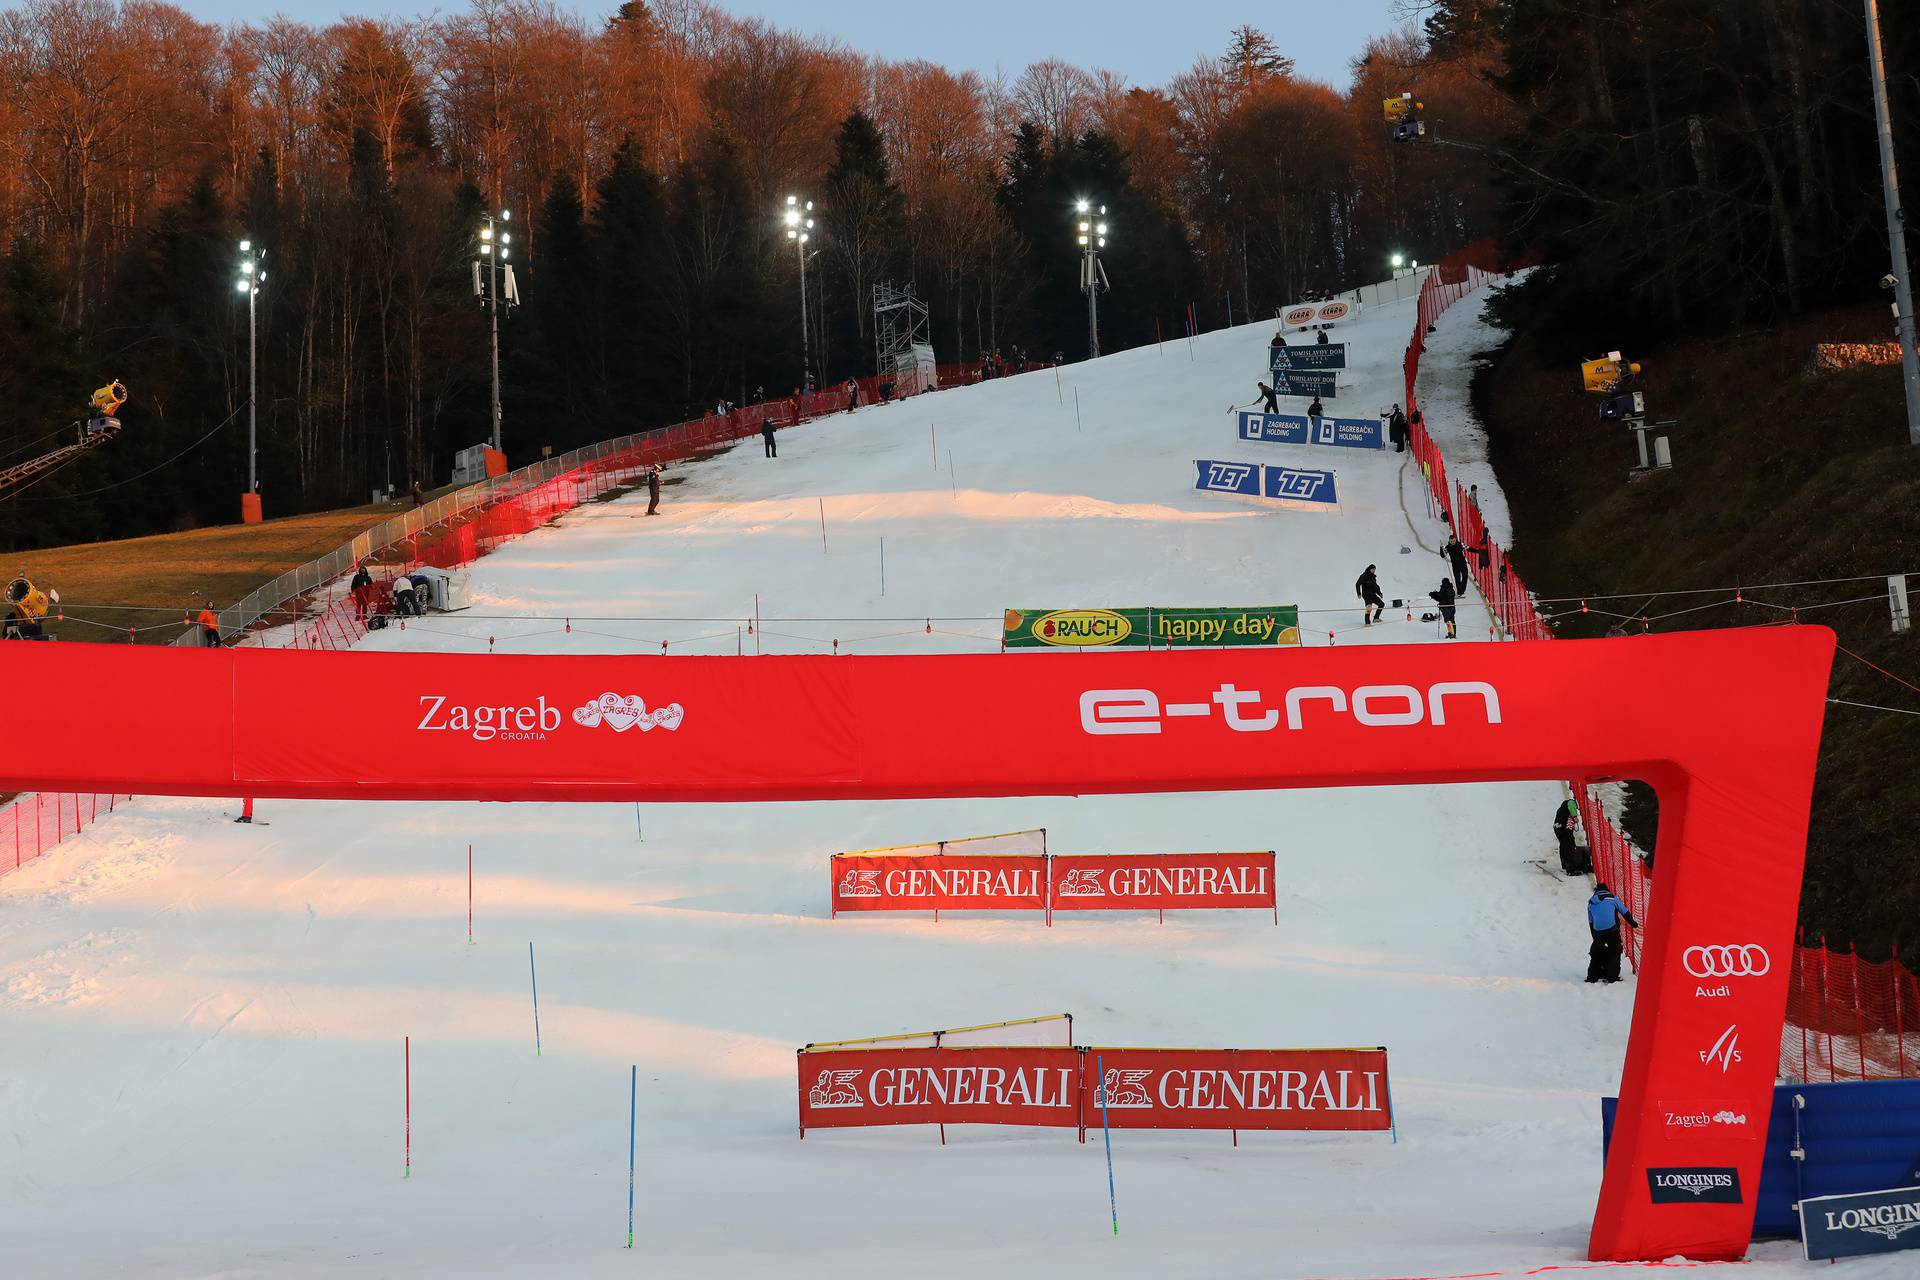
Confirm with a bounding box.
[1096,1053,1118,1235]
[627,1065,637,1248]
[529,942,542,1057]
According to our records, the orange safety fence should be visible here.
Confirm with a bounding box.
[1780,941,1920,1081]
[0,792,134,882]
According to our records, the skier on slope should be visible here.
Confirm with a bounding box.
[761,416,778,458]
[1444,535,1470,593]
[1257,382,1280,413]
[1428,578,1457,638]
[1356,564,1385,627]
[1586,883,1640,983]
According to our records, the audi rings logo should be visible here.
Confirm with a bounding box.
[1684,945,1771,978]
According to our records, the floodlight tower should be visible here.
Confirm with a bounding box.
[236,239,266,497]
[477,208,513,452]
[784,195,816,389]
[1075,200,1109,358]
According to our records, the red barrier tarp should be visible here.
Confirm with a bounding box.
[1087,1046,1392,1132]
[830,854,1047,913]
[1049,852,1276,912]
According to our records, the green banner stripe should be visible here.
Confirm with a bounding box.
[1002,606,1301,649]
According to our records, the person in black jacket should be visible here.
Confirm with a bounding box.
[1388,406,1409,453]
[1444,535,1470,593]
[762,416,777,458]
[1553,799,1583,874]
[1270,331,1287,348]
[646,464,662,515]
[1429,578,1457,638]
[1307,395,1324,433]
[1316,328,1329,345]
[1258,381,1279,413]
[350,562,374,620]
[1356,564,1385,626]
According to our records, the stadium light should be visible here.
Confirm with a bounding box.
[236,239,266,496]
[784,195,817,389]
[477,209,512,452]
[1074,200,1109,358]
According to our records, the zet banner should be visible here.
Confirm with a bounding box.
[1002,606,1301,649]
[1269,344,1347,372]
[1272,370,1337,398]
[1193,459,1340,512]
[1238,411,1383,450]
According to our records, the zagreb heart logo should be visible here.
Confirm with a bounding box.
[572,693,684,733]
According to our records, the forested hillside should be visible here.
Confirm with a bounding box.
[0,1,1504,545]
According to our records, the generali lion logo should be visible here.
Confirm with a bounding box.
[837,869,882,898]
[1056,868,1105,897]
[571,693,684,733]
[808,1069,862,1108]
[1099,1068,1152,1109]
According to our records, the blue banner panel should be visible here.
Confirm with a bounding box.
[1192,458,1261,498]
[1272,370,1337,398]
[1238,412,1383,450]
[1603,1078,1920,1241]
[1269,344,1348,372]
[1261,465,1339,508]
[1800,1186,1920,1260]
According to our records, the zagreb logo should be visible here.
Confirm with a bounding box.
[808,1069,863,1109]
[1203,462,1255,491]
[837,869,882,898]
[571,693,684,733]
[1683,945,1770,978]
[1699,1025,1743,1073]
[1056,868,1105,897]
[1099,1068,1153,1109]
[1269,468,1325,499]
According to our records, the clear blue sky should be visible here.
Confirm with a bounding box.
[186,0,1404,90]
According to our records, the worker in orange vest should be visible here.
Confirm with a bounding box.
[196,600,221,648]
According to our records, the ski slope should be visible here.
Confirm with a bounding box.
[1,292,1871,1278]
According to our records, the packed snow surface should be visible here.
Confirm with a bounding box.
[3,291,1877,1277]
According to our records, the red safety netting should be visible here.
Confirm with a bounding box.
[1400,240,1648,970]
[0,791,133,881]
[1780,942,1920,1081]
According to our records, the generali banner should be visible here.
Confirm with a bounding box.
[831,854,1046,913]
[795,1044,1392,1135]
[1049,852,1275,912]
[830,850,1277,916]
[1088,1047,1391,1132]
[798,1046,1081,1132]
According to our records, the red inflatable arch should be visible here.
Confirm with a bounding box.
[0,627,1835,1261]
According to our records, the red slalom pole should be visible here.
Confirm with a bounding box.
[404,1035,411,1179]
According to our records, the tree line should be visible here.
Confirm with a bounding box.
[0,0,1508,545]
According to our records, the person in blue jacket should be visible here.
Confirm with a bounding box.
[1586,883,1640,983]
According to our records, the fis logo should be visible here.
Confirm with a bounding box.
[1700,1025,1743,1073]
[1202,462,1256,491]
